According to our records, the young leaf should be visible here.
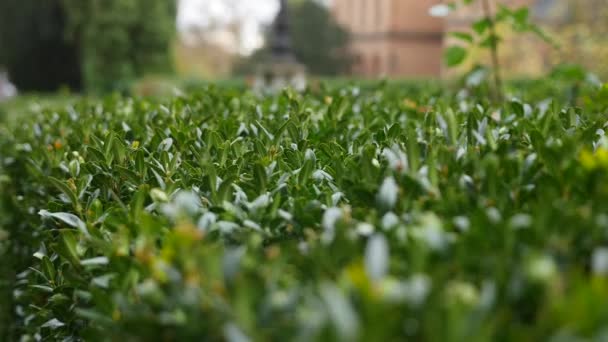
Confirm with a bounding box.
[39,210,89,237]
[444,46,467,67]
[473,18,491,35]
[80,256,110,266]
[41,256,56,283]
[48,177,79,209]
[450,31,474,43]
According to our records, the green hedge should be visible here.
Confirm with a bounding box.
[2,82,608,340]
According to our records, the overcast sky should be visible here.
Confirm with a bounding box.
[177,0,330,53]
[177,0,278,30]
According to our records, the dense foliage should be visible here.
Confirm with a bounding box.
[63,0,176,93]
[0,0,82,91]
[2,81,608,340]
[0,0,175,92]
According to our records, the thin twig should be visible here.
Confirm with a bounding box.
[481,0,504,102]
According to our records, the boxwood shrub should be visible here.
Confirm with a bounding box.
[2,83,608,341]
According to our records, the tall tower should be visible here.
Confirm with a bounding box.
[253,0,306,94]
[270,0,296,62]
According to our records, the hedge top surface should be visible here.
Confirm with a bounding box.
[1,83,608,341]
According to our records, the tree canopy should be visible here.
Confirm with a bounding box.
[237,0,352,76]
[0,0,176,92]
[0,0,82,91]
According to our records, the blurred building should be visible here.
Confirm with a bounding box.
[332,0,444,78]
[332,0,561,78]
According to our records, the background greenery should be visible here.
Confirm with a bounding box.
[234,0,352,76]
[0,0,82,91]
[0,0,176,93]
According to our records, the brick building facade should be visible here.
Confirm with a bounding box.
[332,0,444,77]
[332,0,548,78]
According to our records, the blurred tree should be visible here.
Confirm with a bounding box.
[63,0,176,92]
[548,0,608,80]
[0,0,176,93]
[0,0,82,91]
[236,0,352,76]
[291,0,352,75]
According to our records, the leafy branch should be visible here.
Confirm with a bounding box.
[443,0,557,102]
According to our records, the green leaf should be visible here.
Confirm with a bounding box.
[39,210,89,237]
[75,308,113,325]
[80,256,109,266]
[480,34,501,48]
[47,177,79,210]
[41,256,56,283]
[496,5,513,21]
[58,230,81,265]
[30,285,54,293]
[511,101,524,117]
[85,147,107,164]
[41,318,65,330]
[387,123,402,140]
[450,31,474,43]
[473,18,491,35]
[151,168,166,190]
[253,163,268,193]
[274,119,295,142]
[551,64,587,82]
[298,159,315,187]
[130,186,148,222]
[512,7,529,26]
[103,132,116,165]
[135,149,146,177]
[406,124,420,173]
[444,46,467,67]
[216,175,236,203]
